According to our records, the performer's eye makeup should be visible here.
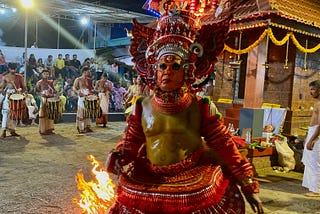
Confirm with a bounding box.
[159,63,167,70]
[172,63,181,70]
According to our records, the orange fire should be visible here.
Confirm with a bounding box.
[74,155,116,213]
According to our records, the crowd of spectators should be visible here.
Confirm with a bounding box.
[0,49,137,115]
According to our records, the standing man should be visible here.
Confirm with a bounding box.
[35,69,57,135]
[94,72,113,127]
[72,66,94,133]
[0,62,26,138]
[302,80,320,197]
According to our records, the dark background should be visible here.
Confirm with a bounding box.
[0,0,151,49]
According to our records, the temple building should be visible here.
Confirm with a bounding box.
[204,0,320,136]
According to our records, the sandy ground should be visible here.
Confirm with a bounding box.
[0,122,319,214]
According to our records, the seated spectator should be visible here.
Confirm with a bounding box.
[18,52,26,74]
[64,78,77,112]
[64,54,78,79]
[24,88,38,126]
[54,54,65,78]
[44,55,55,77]
[0,49,7,74]
[36,58,44,77]
[31,41,38,48]
[54,78,66,113]
[27,53,38,82]
[82,58,91,69]
[70,54,81,76]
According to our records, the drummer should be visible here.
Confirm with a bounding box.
[72,66,94,133]
[35,69,57,135]
[94,72,113,127]
[0,62,26,138]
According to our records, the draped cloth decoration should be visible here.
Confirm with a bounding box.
[225,27,320,54]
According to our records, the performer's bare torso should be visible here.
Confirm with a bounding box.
[2,73,23,91]
[73,76,93,96]
[95,79,112,93]
[36,78,55,97]
[141,97,202,166]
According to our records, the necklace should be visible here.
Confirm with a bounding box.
[151,88,193,114]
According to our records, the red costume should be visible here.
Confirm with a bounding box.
[106,1,263,213]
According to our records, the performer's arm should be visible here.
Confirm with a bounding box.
[199,99,259,194]
[106,99,146,173]
[72,78,81,96]
[0,77,6,94]
[93,80,99,93]
[306,102,320,150]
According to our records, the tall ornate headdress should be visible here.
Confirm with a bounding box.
[130,0,232,92]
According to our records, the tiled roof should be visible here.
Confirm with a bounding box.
[202,0,320,30]
[270,0,320,28]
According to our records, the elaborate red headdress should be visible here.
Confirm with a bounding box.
[130,0,231,92]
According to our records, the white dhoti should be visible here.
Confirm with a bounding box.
[302,125,320,193]
[76,89,91,132]
[27,106,37,119]
[2,89,17,132]
[98,92,109,114]
[96,92,109,125]
[39,97,54,134]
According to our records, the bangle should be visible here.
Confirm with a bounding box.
[242,177,254,186]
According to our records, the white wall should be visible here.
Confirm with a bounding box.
[0,46,95,64]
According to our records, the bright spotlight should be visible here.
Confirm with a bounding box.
[12,8,17,13]
[80,17,89,26]
[20,0,34,9]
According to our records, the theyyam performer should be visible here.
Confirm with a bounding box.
[106,0,264,213]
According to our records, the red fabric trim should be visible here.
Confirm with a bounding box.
[116,165,230,213]
[241,180,260,194]
[199,98,259,194]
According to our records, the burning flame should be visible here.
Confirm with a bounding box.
[74,155,116,213]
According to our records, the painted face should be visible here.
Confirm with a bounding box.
[310,86,320,98]
[156,55,185,91]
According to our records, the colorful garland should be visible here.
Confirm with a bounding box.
[225,27,320,54]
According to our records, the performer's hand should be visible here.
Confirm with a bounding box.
[306,141,315,150]
[105,150,123,175]
[244,193,264,214]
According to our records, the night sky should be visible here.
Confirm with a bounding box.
[0,0,150,49]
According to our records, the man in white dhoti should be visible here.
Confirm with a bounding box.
[302,80,320,197]
[72,67,94,133]
[25,89,38,126]
[94,72,113,127]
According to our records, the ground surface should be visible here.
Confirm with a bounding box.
[0,122,319,214]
